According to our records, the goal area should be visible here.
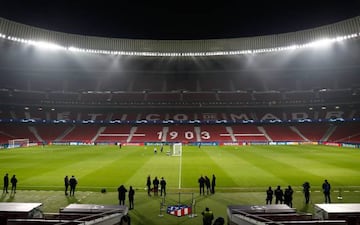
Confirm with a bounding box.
[171,143,182,156]
[8,139,29,148]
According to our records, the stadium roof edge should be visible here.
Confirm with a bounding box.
[0,16,359,56]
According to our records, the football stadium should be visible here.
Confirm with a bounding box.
[0,14,360,225]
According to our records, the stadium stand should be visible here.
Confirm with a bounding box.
[0,123,38,143]
[327,123,360,143]
[199,125,234,142]
[60,125,101,143]
[130,124,165,142]
[294,123,330,142]
[34,124,72,143]
[0,16,359,147]
[262,124,305,142]
[95,124,133,143]
[0,13,360,225]
[165,124,198,143]
[231,125,268,142]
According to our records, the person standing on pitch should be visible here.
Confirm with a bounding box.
[274,185,284,204]
[10,175,17,194]
[284,185,294,207]
[198,175,205,195]
[266,186,273,204]
[69,175,78,196]
[322,179,331,203]
[128,186,135,209]
[64,175,69,196]
[211,174,216,194]
[146,175,151,196]
[303,181,311,204]
[3,173,9,194]
[118,185,127,205]
[153,176,159,196]
[205,176,211,195]
[160,177,166,196]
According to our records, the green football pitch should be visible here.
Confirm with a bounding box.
[1,144,360,225]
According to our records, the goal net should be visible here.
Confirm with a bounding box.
[8,139,29,148]
[171,143,182,156]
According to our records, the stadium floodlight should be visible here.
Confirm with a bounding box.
[33,41,65,50]
[306,38,333,48]
[1,32,359,57]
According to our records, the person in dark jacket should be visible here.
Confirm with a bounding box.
[153,176,159,196]
[64,175,69,196]
[211,174,216,194]
[198,176,205,195]
[322,179,331,203]
[160,177,166,196]
[69,175,78,196]
[118,185,127,205]
[3,173,9,194]
[128,186,135,209]
[274,185,284,204]
[266,186,273,204]
[205,176,211,195]
[284,185,294,207]
[146,175,151,196]
[303,182,311,204]
[10,175,17,194]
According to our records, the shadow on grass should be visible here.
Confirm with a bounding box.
[66,195,79,204]
[6,194,15,202]
[0,193,7,201]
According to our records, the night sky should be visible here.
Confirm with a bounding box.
[0,1,359,40]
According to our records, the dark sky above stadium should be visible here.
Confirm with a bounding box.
[0,1,359,40]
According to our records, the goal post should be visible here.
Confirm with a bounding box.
[8,139,29,148]
[172,143,182,156]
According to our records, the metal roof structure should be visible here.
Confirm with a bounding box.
[0,16,359,56]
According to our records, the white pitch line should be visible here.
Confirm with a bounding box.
[178,153,182,189]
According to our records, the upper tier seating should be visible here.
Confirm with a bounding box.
[182,92,217,102]
[217,91,253,102]
[111,92,145,102]
[146,92,181,102]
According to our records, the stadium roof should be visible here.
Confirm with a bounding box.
[0,16,359,57]
[0,1,359,40]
